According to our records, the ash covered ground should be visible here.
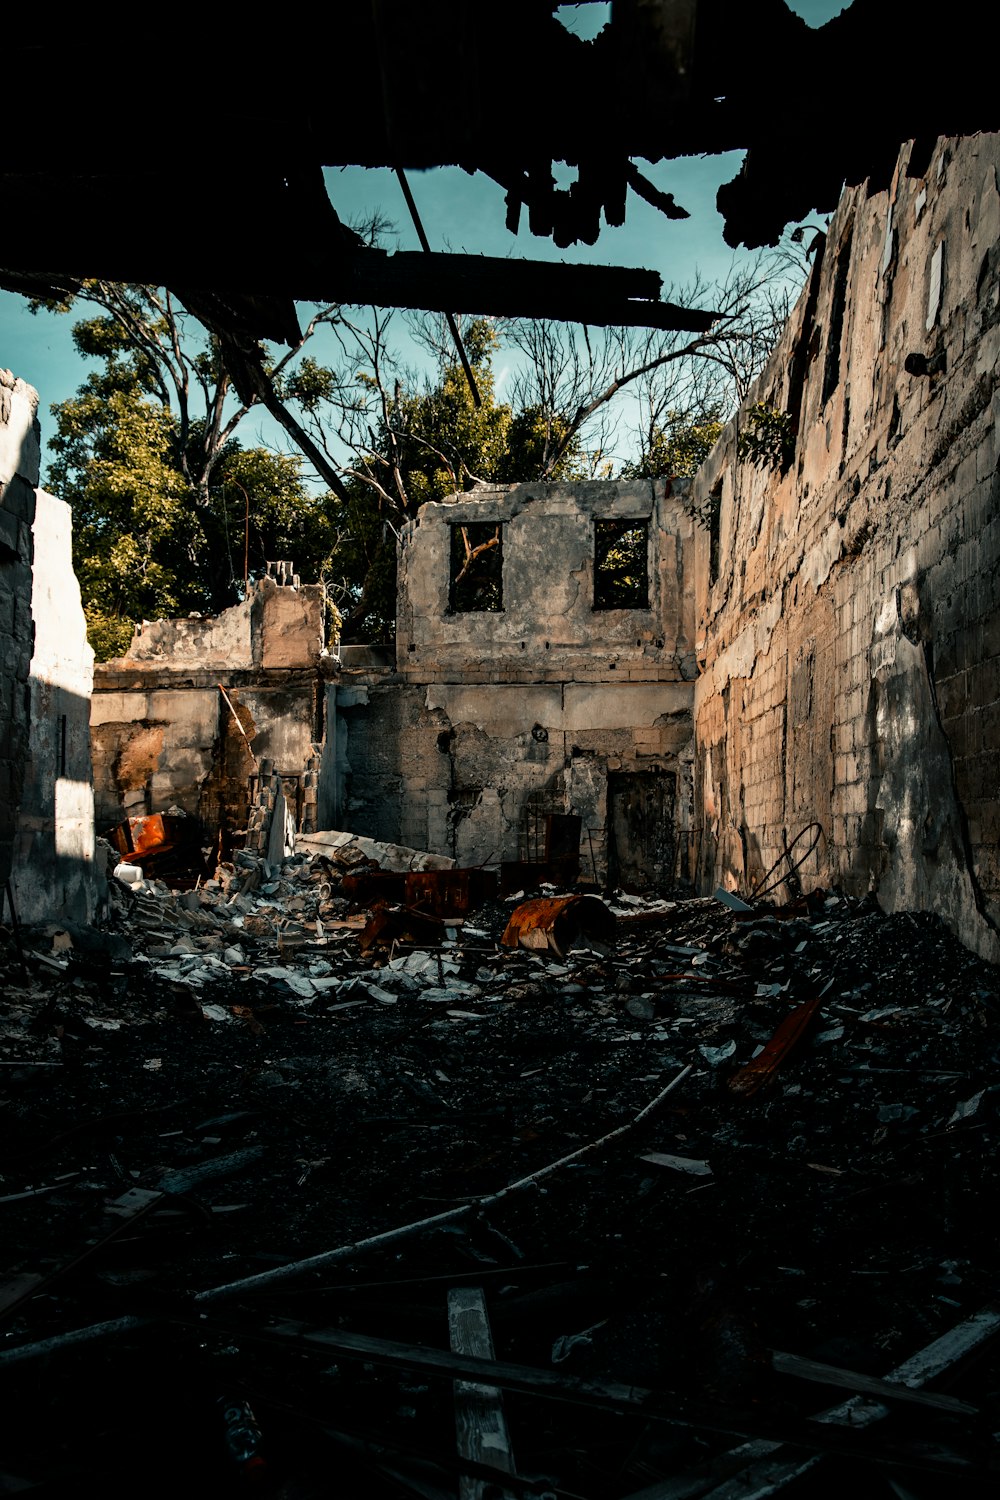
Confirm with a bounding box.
[2,851,999,1498]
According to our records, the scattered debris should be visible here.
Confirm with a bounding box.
[727,995,825,1097]
[1,863,999,1495]
[639,1152,713,1177]
[298,829,455,872]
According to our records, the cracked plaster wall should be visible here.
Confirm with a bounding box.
[0,370,38,891]
[691,134,1000,962]
[397,478,696,678]
[12,491,96,923]
[91,579,328,840]
[335,680,695,880]
[337,481,696,882]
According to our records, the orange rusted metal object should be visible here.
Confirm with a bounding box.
[404,868,498,918]
[109,813,198,865]
[727,996,824,1098]
[501,894,616,958]
[108,813,204,884]
[359,904,445,953]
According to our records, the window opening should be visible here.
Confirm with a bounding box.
[449,522,503,612]
[822,227,853,405]
[594,519,648,609]
[926,241,945,332]
[708,481,723,587]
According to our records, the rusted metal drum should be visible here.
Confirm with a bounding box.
[501,894,616,958]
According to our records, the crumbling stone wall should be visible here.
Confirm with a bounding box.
[12,491,96,923]
[337,480,697,884]
[91,574,329,845]
[692,134,1000,961]
[0,371,39,893]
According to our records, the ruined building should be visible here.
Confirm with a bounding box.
[4,132,1000,968]
[0,372,36,902]
[90,564,329,862]
[88,481,698,890]
[334,479,696,887]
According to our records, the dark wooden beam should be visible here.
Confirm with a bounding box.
[0,233,718,333]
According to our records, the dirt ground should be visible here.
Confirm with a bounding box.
[2,857,999,1498]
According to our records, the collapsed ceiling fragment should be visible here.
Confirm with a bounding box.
[5,2,995,499]
[3,1,997,351]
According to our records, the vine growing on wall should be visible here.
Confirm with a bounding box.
[736,403,795,471]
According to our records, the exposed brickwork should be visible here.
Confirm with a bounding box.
[91,575,327,845]
[691,135,1000,961]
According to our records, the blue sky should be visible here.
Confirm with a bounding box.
[0,0,847,480]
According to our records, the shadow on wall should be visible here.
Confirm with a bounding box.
[10,678,97,927]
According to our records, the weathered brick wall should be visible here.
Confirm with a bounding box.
[692,134,1000,962]
[0,371,39,891]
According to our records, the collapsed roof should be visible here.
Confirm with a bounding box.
[3,3,995,495]
[3,1,996,341]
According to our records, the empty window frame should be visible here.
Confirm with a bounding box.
[822,225,853,405]
[594,519,649,609]
[449,522,503,612]
[708,481,723,587]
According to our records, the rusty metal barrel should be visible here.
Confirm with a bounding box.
[501,894,616,958]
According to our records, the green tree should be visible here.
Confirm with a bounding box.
[312,317,587,641]
[41,234,806,653]
[50,368,340,658]
[619,411,724,480]
[41,283,346,657]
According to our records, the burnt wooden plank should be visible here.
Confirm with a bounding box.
[448,1287,517,1500]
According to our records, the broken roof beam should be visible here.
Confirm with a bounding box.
[338,251,717,330]
[691,1301,1000,1499]
[0,245,716,337]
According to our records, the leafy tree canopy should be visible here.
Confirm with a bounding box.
[49,368,340,658]
[619,411,725,480]
[328,320,589,641]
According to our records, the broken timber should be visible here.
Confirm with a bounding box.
[690,1302,1000,1499]
[238,1323,988,1478]
[448,1287,517,1500]
[195,1065,692,1301]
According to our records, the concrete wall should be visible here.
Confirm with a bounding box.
[0,371,39,894]
[335,677,694,883]
[13,491,96,923]
[91,575,328,843]
[123,574,325,671]
[398,478,696,678]
[337,481,697,885]
[691,133,1000,962]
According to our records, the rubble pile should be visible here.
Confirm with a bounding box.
[1,852,999,1498]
